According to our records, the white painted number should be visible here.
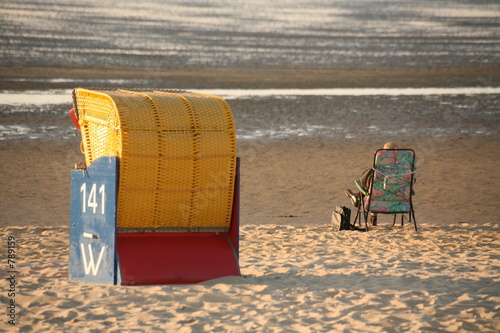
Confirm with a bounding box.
[88,182,97,213]
[99,184,105,214]
[80,183,86,213]
[80,183,106,214]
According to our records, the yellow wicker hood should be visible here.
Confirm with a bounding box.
[73,88,237,232]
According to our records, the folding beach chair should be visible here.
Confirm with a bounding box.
[353,149,417,231]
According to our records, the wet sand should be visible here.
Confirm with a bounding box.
[1,64,499,90]
[1,123,499,228]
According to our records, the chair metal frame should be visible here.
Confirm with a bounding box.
[353,149,417,231]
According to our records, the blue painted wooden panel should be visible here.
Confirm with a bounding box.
[69,156,118,284]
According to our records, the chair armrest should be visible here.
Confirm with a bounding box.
[355,179,370,196]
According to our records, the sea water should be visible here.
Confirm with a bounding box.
[1,0,499,68]
[1,0,499,140]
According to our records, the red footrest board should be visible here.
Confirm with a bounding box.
[117,232,240,285]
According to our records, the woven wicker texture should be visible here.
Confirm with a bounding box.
[74,88,237,231]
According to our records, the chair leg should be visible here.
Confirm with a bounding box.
[353,207,369,231]
[353,205,361,226]
[391,213,414,229]
[412,209,418,231]
[363,209,369,228]
[355,194,368,231]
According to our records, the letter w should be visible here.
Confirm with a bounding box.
[80,243,106,276]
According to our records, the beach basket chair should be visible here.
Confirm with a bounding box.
[353,149,417,231]
[69,88,240,284]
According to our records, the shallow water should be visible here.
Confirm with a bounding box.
[1,87,500,105]
[0,90,498,140]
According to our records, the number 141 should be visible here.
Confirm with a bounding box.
[80,183,106,214]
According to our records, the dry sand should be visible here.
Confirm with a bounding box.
[1,223,498,332]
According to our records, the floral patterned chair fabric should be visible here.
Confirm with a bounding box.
[366,149,416,213]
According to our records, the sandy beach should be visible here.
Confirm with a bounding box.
[1,222,498,332]
[1,109,499,332]
[1,0,500,331]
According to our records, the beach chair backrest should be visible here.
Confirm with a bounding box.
[366,149,416,213]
